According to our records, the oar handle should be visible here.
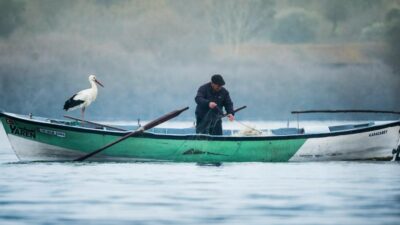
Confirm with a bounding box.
[74,106,189,162]
[218,105,247,118]
[74,130,140,161]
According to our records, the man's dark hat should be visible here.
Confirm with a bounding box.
[211,74,225,86]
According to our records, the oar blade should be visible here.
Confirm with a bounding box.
[220,105,247,118]
[143,106,189,130]
[232,105,246,115]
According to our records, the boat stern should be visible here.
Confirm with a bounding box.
[290,121,400,161]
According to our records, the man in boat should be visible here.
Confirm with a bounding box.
[195,74,235,135]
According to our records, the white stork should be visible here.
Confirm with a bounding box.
[63,75,104,120]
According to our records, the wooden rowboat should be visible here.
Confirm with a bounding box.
[1,111,399,162]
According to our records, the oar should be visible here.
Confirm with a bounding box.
[291,109,400,115]
[74,106,189,162]
[392,145,400,161]
[64,115,126,131]
[227,105,246,117]
[221,106,261,134]
[217,105,247,119]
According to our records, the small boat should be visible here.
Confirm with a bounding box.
[1,111,399,162]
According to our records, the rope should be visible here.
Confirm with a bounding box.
[234,120,263,135]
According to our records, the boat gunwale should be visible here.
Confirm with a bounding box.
[1,112,400,141]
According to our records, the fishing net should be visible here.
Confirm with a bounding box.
[195,109,222,135]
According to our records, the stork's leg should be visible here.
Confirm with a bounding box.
[81,107,86,121]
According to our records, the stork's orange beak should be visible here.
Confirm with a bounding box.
[95,79,104,87]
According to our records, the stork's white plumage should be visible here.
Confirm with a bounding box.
[63,75,104,120]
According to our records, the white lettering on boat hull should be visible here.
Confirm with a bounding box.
[39,128,66,138]
[289,126,399,161]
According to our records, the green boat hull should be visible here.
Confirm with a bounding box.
[1,112,399,162]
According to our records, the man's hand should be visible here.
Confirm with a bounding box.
[209,102,217,109]
[227,114,234,121]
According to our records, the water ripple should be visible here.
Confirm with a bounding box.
[0,153,399,225]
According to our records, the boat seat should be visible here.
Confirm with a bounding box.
[271,128,305,135]
[328,122,374,132]
[149,127,197,134]
[149,128,238,135]
[49,119,80,126]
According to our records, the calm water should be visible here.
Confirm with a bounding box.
[1,124,400,225]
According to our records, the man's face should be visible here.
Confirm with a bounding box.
[211,82,222,92]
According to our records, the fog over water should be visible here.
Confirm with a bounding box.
[1,0,400,121]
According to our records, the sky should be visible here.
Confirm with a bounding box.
[0,0,400,121]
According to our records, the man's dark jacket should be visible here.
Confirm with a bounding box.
[195,82,234,121]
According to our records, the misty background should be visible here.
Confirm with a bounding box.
[0,0,400,122]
